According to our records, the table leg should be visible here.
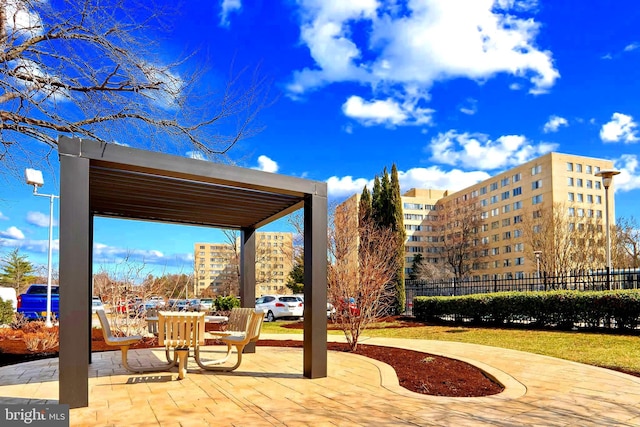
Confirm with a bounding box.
[175,348,189,380]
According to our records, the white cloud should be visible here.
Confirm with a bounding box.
[289,0,559,120]
[326,166,491,198]
[613,154,640,192]
[0,212,7,220]
[427,130,557,170]
[342,96,434,126]
[326,176,372,198]
[543,115,568,133]
[186,151,206,160]
[26,211,58,228]
[0,226,25,240]
[2,0,43,38]
[459,98,478,115]
[219,0,242,28]
[253,155,279,173]
[93,242,192,266]
[624,42,639,52]
[600,113,639,143]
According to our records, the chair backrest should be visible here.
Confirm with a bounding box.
[96,309,116,345]
[158,311,205,348]
[225,307,254,332]
[248,311,264,343]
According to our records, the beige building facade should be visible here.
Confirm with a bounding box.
[342,153,615,279]
[194,231,294,297]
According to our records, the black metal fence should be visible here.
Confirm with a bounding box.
[405,268,640,315]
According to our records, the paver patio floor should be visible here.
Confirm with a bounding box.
[1,334,639,426]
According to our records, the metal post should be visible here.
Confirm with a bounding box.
[604,185,612,291]
[31,189,58,328]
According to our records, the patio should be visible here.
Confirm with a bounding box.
[2,335,640,426]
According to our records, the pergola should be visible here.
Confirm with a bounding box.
[58,136,328,408]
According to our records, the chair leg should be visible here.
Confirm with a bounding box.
[120,345,177,373]
[175,348,189,380]
[194,344,245,372]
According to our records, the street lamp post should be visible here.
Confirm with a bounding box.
[533,250,543,290]
[595,169,620,291]
[24,168,59,328]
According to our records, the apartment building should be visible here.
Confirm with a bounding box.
[194,231,294,297]
[343,153,615,279]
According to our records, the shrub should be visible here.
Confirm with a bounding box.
[413,289,640,331]
[23,328,59,353]
[0,298,14,325]
[214,295,241,311]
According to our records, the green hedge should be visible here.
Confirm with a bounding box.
[214,295,241,311]
[413,290,640,330]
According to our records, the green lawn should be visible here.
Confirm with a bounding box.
[261,319,640,374]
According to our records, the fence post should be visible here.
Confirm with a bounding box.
[493,276,497,293]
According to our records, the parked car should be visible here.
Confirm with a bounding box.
[336,297,360,316]
[327,302,336,319]
[169,299,189,311]
[16,284,60,320]
[92,296,105,314]
[255,295,304,322]
[192,298,214,312]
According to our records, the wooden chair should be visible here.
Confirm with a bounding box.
[195,310,264,372]
[96,309,176,373]
[158,311,205,379]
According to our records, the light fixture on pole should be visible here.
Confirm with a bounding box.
[533,250,542,278]
[24,168,59,328]
[594,169,620,291]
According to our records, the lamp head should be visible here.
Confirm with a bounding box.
[594,169,620,189]
[25,168,44,187]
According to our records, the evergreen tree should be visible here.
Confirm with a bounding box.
[409,254,424,280]
[390,163,406,313]
[380,167,393,226]
[0,249,38,292]
[286,255,305,294]
[359,186,372,227]
[371,175,383,225]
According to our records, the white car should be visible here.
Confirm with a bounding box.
[255,295,304,322]
[91,296,105,314]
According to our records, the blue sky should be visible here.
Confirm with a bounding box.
[1,0,640,277]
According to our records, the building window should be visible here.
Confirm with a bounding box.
[481,198,488,207]
[513,200,523,210]
[501,178,510,187]
[513,187,522,196]
[492,247,500,255]
[502,204,511,213]
[577,178,583,187]
[586,165,592,174]
[491,208,499,216]
[514,229,523,238]
[577,208,584,217]
[532,194,543,205]
[568,207,575,216]
[492,234,500,242]
[502,218,511,226]
[586,180,593,189]
[513,173,522,183]
[532,180,542,190]
[504,245,512,253]
[514,215,523,224]
[532,165,542,175]
[501,191,510,200]
[596,195,602,204]
[567,162,573,171]
[504,259,511,267]
[532,210,542,219]
[567,177,574,186]
[481,211,489,219]
[576,164,582,172]
[480,186,487,195]
[577,193,584,202]
[587,194,593,203]
[596,210,602,218]
[514,243,524,251]
[503,231,512,239]
[490,195,498,204]
[595,181,601,190]
[595,166,601,173]
[568,192,574,201]
[491,221,500,229]
[515,257,525,265]
[404,203,424,210]
[489,182,498,191]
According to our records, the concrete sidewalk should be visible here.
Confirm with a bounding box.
[1,334,639,426]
